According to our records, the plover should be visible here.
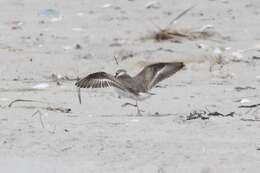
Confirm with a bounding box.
[75,62,184,115]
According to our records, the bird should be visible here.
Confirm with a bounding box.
[75,62,184,115]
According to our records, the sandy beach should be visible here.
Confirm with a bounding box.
[0,0,260,172]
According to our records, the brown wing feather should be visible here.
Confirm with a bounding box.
[75,72,127,91]
[133,62,184,91]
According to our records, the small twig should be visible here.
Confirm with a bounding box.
[114,55,119,65]
[149,112,179,117]
[240,118,260,122]
[208,111,235,117]
[239,104,260,108]
[166,4,197,29]
[8,99,46,107]
[234,86,256,92]
[46,107,71,113]
[32,110,45,128]
[23,106,71,113]
[187,108,235,120]
[8,99,71,113]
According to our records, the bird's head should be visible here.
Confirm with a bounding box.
[115,69,127,78]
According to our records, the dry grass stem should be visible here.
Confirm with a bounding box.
[145,29,218,42]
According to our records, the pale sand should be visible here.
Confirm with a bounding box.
[0,0,260,172]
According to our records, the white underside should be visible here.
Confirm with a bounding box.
[114,88,152,101]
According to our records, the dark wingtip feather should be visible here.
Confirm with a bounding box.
[75,79,87,88]
[75,81,80,87]
[75,80,82,87]
[174,62,185,70]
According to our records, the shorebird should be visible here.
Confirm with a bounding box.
[75,62,184,115]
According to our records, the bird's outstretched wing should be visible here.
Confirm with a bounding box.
[133,62,184,91]
[75,72,127,91]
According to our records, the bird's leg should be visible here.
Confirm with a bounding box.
[135,100,144,116]
[121,101,144,115]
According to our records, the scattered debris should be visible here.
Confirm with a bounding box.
[32,110,45,128]
[145,1,160,9]
[228,47,260,62]
[252,56,260,60]
[149,112,175,117]
[145,29,218,42]
[6,20,23,30]
[8,99,71,113]
[46,107,71,113]
[142,5,220,42]
[50,74,78,84]
[240,118,260,122]
[8,99,46,108]
[239,103,260,108]
[27,105,71,113]
[196,43,209,49]
[234,95,258,104]
[239,98,252,104]
[187,109,234,120]
[166,5,197,27]
[109,38,128,47]
[0,44,23,52]
[187,110,209,120]
[78,53,93,60]
[75,44,82,49]
[208,111,235,117]
[114,56,119,65]
[199,24,214,31]
[102,4,112,8]
[38,8,62,22]
[62,45,73,50]
[231,50,243,60]
[61,146,73,152]
[155,84,168,88]
[234,86,256,92]
[109,42,122,47]
[38,9,60,17]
